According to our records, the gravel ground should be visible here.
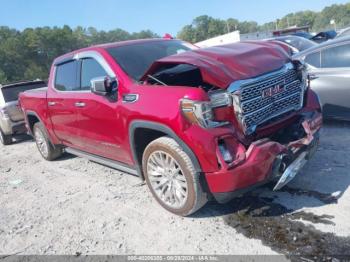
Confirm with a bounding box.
[0,121,349,258]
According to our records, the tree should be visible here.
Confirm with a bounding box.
[0,25,159,84]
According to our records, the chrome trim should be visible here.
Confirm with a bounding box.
[228,62,294,93]
[74,102,86,108]
[242,92,302,119]
[227,62,305,135]
[52,50,118,94]
[240,79,300,106]
[65,147,138,176]
[122,94,139,103]
[74,51,116,78]
[273,151,308,191]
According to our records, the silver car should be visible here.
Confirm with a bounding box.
[293,36,350,120]
[0,80,46,145]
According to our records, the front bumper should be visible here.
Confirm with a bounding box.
[205,112,322,203]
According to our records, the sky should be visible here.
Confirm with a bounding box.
[0,0,349,35]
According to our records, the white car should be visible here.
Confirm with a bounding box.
[0,80,46,145]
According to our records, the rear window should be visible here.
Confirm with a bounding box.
[1,82,46,102]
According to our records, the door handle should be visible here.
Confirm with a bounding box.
[75,102,86,108]
[48,101,56,106]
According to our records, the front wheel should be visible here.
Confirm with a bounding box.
[142,136,207,216]
[33,122,62,161]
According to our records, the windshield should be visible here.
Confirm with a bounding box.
[281,36,316,52]
[107,40,195,80]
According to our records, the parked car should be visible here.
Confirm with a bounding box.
[310,30,337,43]
[294,36,350,120]
[336,27,350,39]
[0,80,46,145]
[19,39,322,216]
[266,35,317,54]
[292,31,314,40]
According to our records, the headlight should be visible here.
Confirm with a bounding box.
[208,90,232,108]
[181,96,230,129]
[181,99,214,128]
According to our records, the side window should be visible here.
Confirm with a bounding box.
[305,51,321,68]
[81,58,108,90]
[55,61,79,91]
[321,44,350,68]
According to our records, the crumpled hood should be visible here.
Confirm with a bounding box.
[141,41,291,89]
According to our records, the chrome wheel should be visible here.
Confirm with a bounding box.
[147,150,188,208]
[34,128,49,158]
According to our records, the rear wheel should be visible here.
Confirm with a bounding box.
[33,122,62,161]
[142,136,207,216]
[0,129,12,145]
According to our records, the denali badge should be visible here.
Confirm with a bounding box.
[262,81,286,98]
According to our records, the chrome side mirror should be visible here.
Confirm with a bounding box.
[90,76,117,96]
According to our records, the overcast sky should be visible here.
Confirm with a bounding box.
[0,0,348,35]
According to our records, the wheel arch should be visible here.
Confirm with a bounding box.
[129,120,202,179]
[25,111,43,135]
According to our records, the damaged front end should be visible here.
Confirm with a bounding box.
[140,41,322,199]
[207,111,322,203]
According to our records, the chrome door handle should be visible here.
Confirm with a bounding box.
[48,101,56,106]
[75,102,86,108]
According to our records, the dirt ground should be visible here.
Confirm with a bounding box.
[1,121,350,259]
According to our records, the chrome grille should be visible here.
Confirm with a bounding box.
[229,63,305,134]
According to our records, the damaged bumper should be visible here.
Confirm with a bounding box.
[205,112,322,203]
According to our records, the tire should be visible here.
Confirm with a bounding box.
[33,122,62,161]
[0,128,12,145]
[142,136,207,216]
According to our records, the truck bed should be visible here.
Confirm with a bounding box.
[19,87,48,120]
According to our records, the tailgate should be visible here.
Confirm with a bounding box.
[5,101,24,122]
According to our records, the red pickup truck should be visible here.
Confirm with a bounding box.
[19,39,322,216]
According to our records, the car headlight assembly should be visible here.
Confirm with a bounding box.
[181,92,231,129]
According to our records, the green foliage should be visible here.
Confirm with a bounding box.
[0,25,159,84]
[177,2,350,42]
[1,2,350,84]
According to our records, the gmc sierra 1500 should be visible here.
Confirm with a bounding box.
[19,39,322,216]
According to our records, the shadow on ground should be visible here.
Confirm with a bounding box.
[193,120,350,259]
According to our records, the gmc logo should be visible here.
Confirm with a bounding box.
[262,82,286,98]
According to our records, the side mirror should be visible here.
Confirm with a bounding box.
[91,76,117,96]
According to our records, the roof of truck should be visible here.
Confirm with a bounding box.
[53,38,180,65]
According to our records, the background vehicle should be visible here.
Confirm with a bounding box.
[310,30,337,43]
[336,27,350,39]
[20,39,322,216]
[0,80,46,145]
[292,31,314,40]
[266,35,317,53]
[294,36,350,120]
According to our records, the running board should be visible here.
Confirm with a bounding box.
[65,147,138,176]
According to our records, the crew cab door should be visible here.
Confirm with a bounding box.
[73,55,130,164]
[47,60,80,146]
